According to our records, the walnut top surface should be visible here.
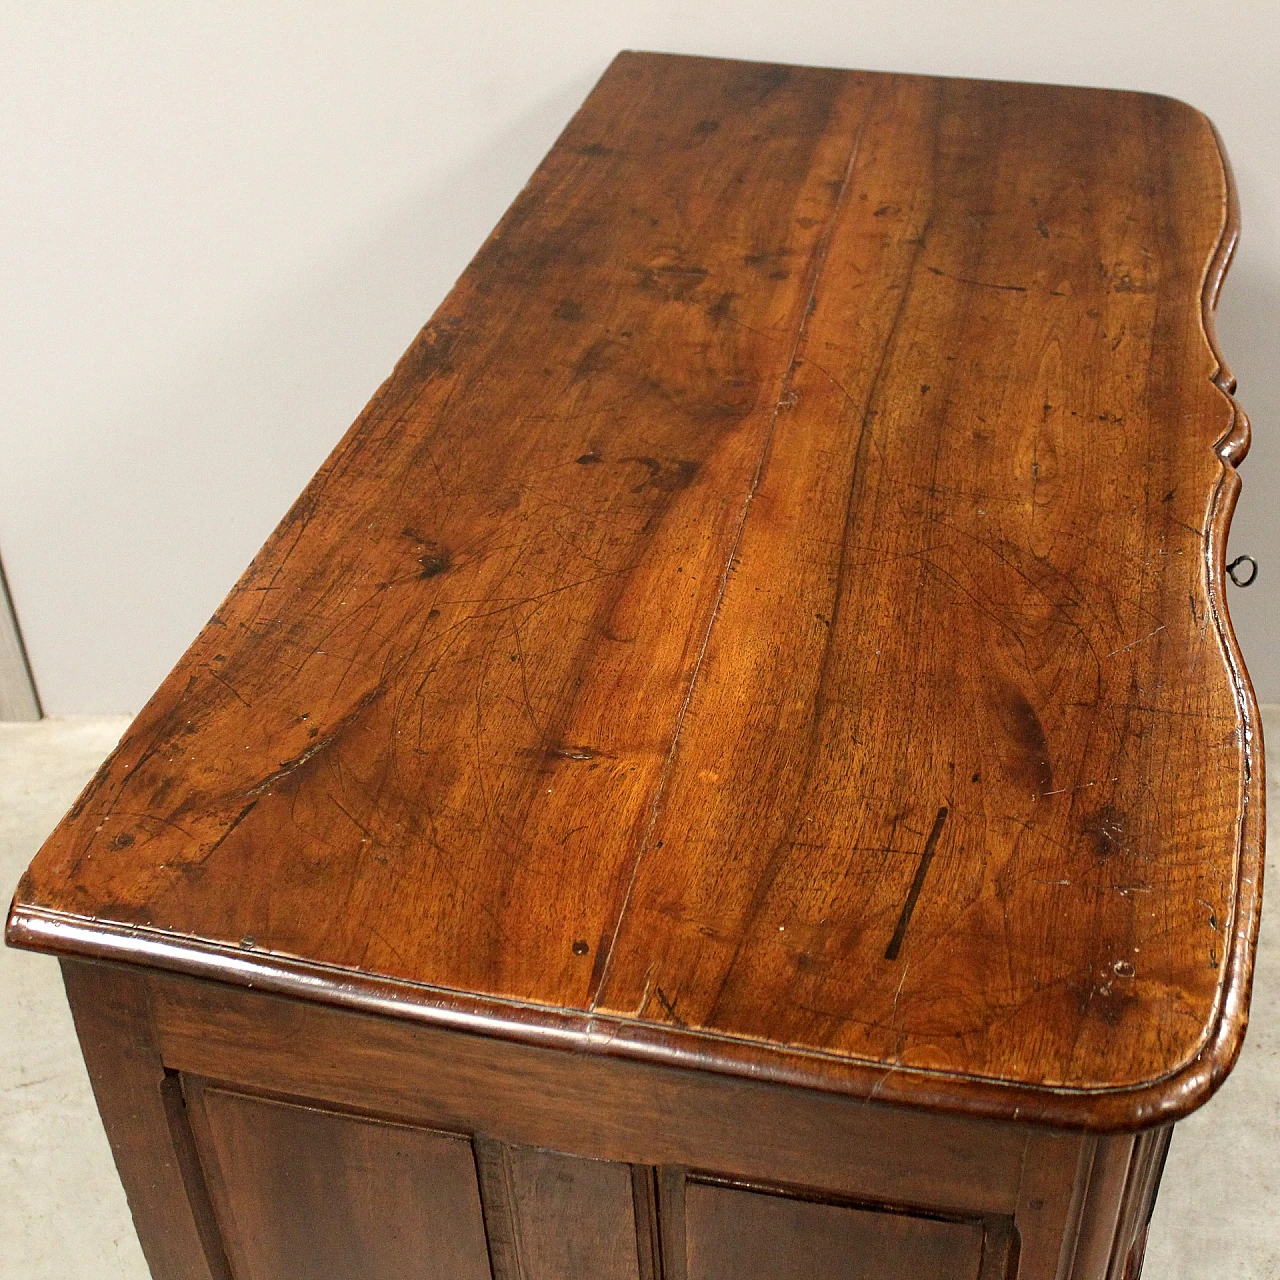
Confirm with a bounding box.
[8,53,1261,1130]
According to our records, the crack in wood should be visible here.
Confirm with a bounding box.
[884,806,950,962]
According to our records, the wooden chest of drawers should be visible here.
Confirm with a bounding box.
[7,51,1262,1280]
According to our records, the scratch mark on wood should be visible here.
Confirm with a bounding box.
[1105,625,1166,658]
[925,265,1028,292]
[655,985,686,1026]
[205,801,258,858]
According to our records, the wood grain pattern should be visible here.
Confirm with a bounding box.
[7,52,1262,1130]
[680,1180,989,1280]
[186,1084,493,1280]
[475,1141,644,1280]
[588,65,1262,1110]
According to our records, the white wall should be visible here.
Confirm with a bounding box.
[2,1,1277,713]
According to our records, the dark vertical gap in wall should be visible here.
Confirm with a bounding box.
[0,551,41,719]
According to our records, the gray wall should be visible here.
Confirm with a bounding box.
[2,2,1276,713]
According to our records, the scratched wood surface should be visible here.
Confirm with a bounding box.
[6,52,1262,1128]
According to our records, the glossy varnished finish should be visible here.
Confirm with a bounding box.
[7,53,1260,1136]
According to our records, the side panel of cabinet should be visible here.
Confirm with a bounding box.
[184,1082,494,1280]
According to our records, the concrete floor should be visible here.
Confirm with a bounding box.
[2,714,1277,1280]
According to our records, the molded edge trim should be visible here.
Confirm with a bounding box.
[1183,112,1266,1129]
[0,893,1254,1135]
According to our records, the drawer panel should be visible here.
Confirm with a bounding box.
[682,1180,990,1280]
[476,1140,649,1280]
[179,1070,1014,1280]
[187,1084,492,1280]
